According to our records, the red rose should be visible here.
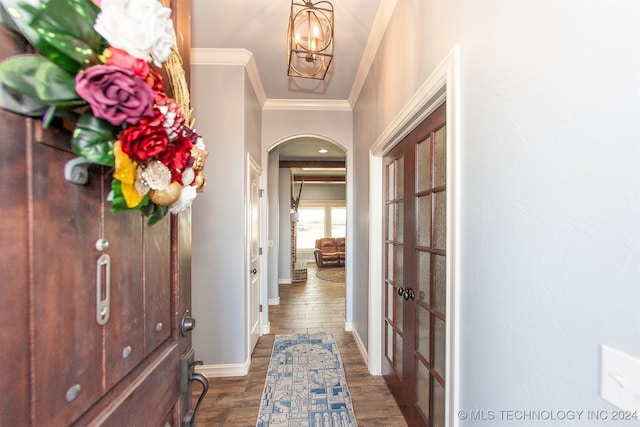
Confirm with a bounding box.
[105,47,149,79]
[119,110,169,162]
[158,135,193,181]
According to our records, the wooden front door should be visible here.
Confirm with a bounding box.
[0,1,200,425]
[383,103,447,427]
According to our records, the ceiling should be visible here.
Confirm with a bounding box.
[190,0,388,172]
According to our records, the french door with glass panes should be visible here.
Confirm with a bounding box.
[383,103,447,427]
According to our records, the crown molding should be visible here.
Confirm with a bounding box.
[263,98,352,111]
[348,0,398,107]
[191,48,267,107]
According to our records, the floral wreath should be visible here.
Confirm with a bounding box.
[0,0,207,225]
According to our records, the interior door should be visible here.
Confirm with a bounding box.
[382,103,447,427]
[248,155,262,354]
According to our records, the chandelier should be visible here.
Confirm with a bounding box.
[287,0,334,80]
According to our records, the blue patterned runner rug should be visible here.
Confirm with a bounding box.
[256,332,358,426]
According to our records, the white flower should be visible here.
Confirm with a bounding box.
[95,0,176,66]
[169,185,197,214]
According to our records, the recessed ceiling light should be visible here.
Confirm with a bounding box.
[318,148,328,154]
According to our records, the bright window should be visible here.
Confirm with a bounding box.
[296,203,346,250]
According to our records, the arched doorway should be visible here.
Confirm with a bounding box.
[265,135,348,331]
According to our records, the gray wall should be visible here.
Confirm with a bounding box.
[267,149,280,306]
[262,109,354,322]
[353,0,640,422]
[278,169,292,283]
[191,63,261,366]
[295,182,346,202]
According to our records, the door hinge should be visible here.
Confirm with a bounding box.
[259,247,263,255]
[259,189,264,197]
[259,304,263,313]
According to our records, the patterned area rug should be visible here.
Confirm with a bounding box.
[316,268,345,283]
[256,332,357,426]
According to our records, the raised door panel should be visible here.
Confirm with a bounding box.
[143,214,172,355]
[31,128,104,426]
[102,206,145,391]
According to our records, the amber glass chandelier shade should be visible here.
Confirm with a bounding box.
[287,0,334,79]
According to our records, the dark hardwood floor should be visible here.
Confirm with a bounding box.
[193,263,408,426]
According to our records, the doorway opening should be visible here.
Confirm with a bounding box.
[266,135,348,332]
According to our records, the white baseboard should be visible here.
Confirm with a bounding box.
[278,279,292,284]
[344,322,353,332]
[268,297,280,305]
[195,358,250,378]
[262,322,271,334]
[351,327,370,371]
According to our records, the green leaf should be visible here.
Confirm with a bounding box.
[0,54,45,101]
[110,179,149,213]
[141,203,169,226]
[71,113,117,166]
[0,54,80,104]
[34,58,78,103]
[0,0,105,74]
[0,82,48,116]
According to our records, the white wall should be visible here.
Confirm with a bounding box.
[353,0,640,423]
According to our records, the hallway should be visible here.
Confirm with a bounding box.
[194,263,408,426]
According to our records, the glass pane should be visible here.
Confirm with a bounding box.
[433,378,446,427]
[434,126,446,187]
[394,244,403,287]
[417,251,430,304]
[387,204,394,241]
[394,332,403,377]
[396,157,404,199]
[330,207,346,237]
[395,285,403,333]
[297,207,325,249]
[417,306,430,363]
[416,360,430,421]
[396,202,404,243]
[417,138,431,192]
[417,195,431,247]
[434,317,446,380]
[385,321,393,362]
[386,282,394,320]
[434,255,446,313]
[434,191,446,250]
[387,162,395,201]
[386,244,394,280]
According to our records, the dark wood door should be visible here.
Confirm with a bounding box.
[383,103,447,427]
[0,1,197,425]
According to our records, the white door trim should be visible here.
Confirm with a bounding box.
[368,44,461,427]
[247,153,263,359]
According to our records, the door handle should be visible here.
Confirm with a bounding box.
[403,288,415,301]
[181,349,209,427]
[188,372,209,427]
[251,268,257,275]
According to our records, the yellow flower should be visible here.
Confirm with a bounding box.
[114,141,144,208]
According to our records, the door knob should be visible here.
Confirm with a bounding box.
[403,289,415,301]
[251,268,257,275]
[397,287,404,296]
[181,310,196,336]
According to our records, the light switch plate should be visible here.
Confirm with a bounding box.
[601,345,640,412]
